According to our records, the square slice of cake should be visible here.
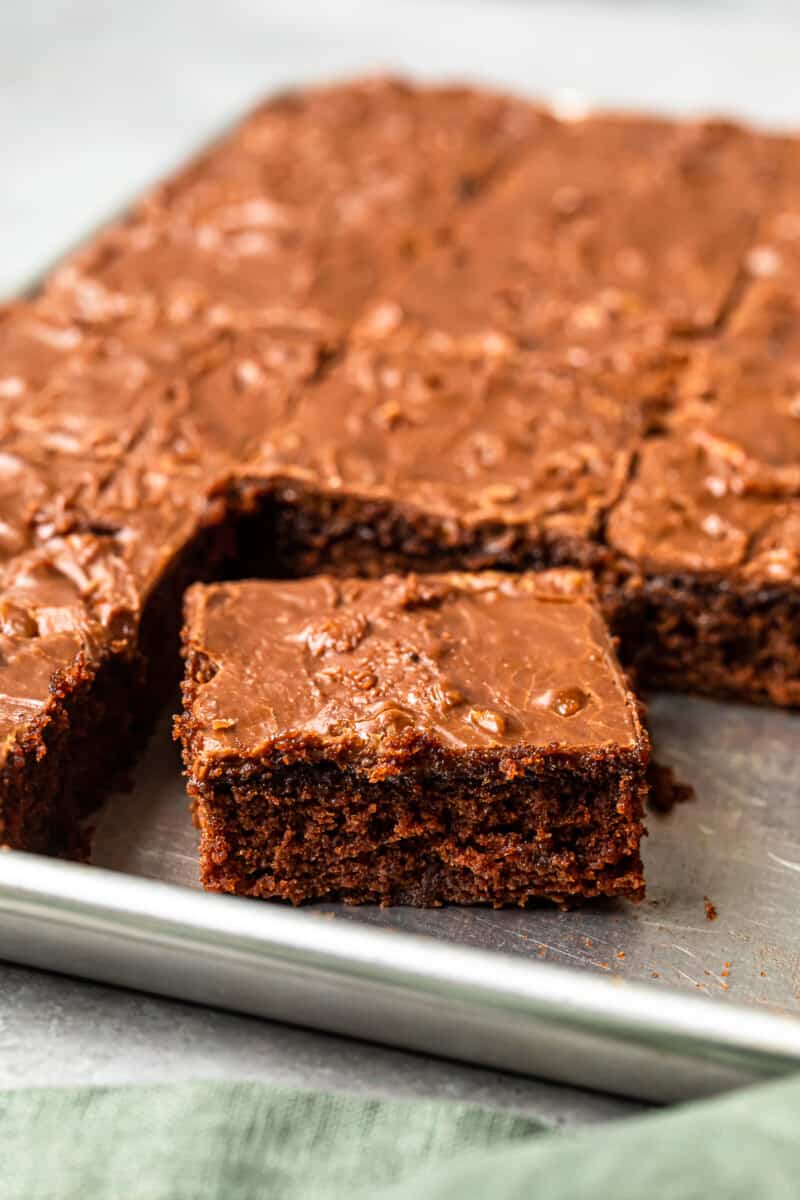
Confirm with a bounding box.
[177,570,649,906]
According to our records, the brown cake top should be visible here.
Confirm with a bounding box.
[43,79,541,332]
[253,335,653,543]
[607,281,800,581]
[606,435,800,579]
[2,78,800,775]
[182,570,647,775]
[0,534,140,752]
[372,114,784,346]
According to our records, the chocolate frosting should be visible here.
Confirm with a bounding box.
[44,80,540,331]
[607,281,800,578]
[606,435,800,578]
[0,78,799,770]
[253,335,646,543]
[370,116,784,345]
[183,571,646,776]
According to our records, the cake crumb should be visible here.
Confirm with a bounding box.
[647,762,695,814]
[212,717,237,731]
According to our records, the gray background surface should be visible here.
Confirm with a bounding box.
[1,0,797,1123]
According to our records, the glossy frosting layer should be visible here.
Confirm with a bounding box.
[1,76,800,765]
[182,571,646,773]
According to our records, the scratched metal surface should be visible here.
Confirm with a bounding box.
[92,692,800,1014]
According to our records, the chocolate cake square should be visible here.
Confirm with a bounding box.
[177,570,649,905]
[605,278,800,706]
[240,336,651,579]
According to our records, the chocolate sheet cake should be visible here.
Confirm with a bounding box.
[0,78,797,885]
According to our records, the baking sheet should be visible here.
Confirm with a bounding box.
[3,84,799,1097]
[0,690,798,1103]
[91,692,800,1016]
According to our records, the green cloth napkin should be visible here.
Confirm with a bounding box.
[3,1074,800,1200]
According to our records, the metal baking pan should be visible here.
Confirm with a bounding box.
[3,107,800,1103]
[0,691,799,1103]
